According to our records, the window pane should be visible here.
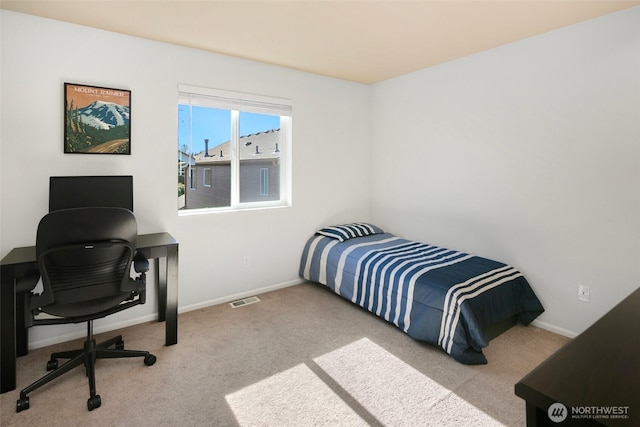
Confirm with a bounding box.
[180,106,232,209]
[238,111,281,203]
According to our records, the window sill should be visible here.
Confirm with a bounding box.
[178,202,291,216]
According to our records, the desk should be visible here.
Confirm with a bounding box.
[515,287,640,426]
[1,232,178,394]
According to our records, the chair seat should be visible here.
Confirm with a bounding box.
[41,293,132,318]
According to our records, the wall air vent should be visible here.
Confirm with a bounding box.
[229,296,261,308]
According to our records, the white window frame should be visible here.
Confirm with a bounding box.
[178,84,292,214]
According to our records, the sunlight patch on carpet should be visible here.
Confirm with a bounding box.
[314,337,504,426]
[225,364,368,427]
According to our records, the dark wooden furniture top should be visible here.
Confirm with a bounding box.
[515,287,640,426]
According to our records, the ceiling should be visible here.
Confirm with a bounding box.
[2,1,638,84]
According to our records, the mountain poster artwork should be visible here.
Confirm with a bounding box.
[64,83,131,154]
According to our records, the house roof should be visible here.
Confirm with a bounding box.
[194,129,280,165]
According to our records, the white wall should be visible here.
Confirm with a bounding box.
[3,8,638,348]
[0,11,371,347]
[370,7,640,336]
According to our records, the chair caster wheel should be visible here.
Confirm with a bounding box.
[144,354,157,366]
[16,397,29,412]
[87,395,101,411]
[47,359,58,371]
[115,340,125,350]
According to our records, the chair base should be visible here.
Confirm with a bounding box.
[16,322,155,412]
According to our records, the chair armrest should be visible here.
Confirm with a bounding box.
[133,252,149,273]
[16,274,41,292]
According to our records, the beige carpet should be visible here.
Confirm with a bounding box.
[0,283,568,426]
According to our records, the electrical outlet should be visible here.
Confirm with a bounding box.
[243,256,251,267]
[578,285,590,302]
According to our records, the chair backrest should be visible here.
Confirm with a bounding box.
[33,207,141,319]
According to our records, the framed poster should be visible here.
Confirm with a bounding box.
[64,83,131,154]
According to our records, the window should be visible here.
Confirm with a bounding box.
[189,168,196,190]
[260,168,269,196]
[178,85,292,212]
[203,168,212,187]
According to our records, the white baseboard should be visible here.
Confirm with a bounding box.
[179,279,304,314]
[34,280,569,351]
[28,279,305,349]
[531,319,578,338]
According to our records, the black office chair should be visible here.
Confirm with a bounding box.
[16,207,156,412]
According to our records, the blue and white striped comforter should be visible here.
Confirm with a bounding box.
[300,232,544,364]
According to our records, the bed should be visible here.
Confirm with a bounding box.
[299,223,545,364]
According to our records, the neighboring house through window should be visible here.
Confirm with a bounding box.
[178,85,292,212]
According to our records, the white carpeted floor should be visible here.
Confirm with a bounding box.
[0,283,568,426]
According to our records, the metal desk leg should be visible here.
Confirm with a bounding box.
[165,245,178,346]
[155,246,178,346]
[0,265,17,393]
[155,258,166,323]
